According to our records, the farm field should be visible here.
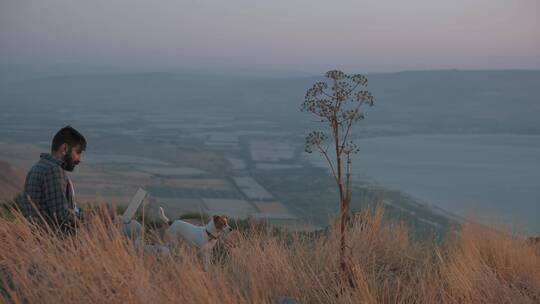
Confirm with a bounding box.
[0,106,460,235]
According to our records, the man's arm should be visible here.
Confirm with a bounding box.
[42,166,74,227]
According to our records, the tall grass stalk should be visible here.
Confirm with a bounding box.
[1,206,538,303]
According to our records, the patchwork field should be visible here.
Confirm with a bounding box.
[161,178,232,190]
[135,166,208,176]
[253,201,297,219]
[202,198,258,218]
[233,177,274,200]
[250,140,295,162]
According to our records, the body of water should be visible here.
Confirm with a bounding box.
[310,133,540,234]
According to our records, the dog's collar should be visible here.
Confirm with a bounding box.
[206,229,218,240]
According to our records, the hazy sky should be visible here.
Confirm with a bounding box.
[1,0,539,73]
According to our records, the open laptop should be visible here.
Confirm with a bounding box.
[121,188,147,224]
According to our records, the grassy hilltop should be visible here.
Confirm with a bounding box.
[1,205,539,304]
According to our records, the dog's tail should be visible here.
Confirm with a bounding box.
[158,207,172,225]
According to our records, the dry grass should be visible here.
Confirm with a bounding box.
[1,206,539,304]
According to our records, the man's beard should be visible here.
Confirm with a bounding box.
[61,148,79,172]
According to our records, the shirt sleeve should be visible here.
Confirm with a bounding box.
[42,165,74,226]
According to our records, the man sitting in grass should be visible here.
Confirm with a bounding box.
[17,126,86,233]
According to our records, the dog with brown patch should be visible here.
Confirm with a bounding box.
[158,207,232,271]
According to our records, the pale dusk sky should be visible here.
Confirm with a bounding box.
[1,0,538,73]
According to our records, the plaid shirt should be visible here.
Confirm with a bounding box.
[18,153,77,228]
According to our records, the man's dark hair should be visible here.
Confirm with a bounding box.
[51,126,87,152]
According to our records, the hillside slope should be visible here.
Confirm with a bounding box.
[0,160,25,201]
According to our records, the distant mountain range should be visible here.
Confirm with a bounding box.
[1,70,539,134]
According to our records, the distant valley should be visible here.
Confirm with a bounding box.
[1,69,539,235]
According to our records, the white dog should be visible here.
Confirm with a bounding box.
[158,207,232,271]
